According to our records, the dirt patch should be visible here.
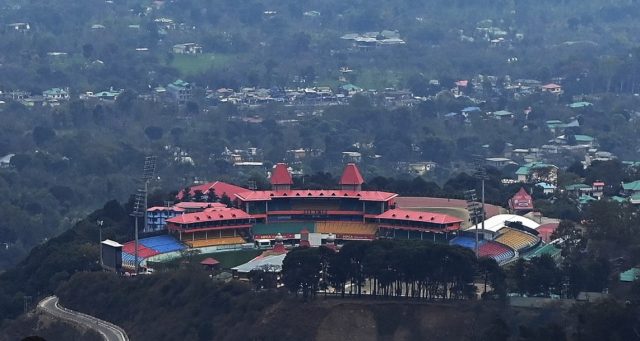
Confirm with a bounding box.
[316,303,378,341]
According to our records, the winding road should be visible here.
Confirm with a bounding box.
[37,296,129,341]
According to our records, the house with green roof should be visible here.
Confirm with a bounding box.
[516,162,558,185]
[339,83,363,96]
[564,183,592,197]
[622,180,640,192]
[620,268,640,282]
[524,243,562,261]
[610,196,628,203]
[555,134,596,147]
[568,101,593,109]
[167,79,192,104]
[492,110,514,119]
[579,194,596,205]
[42,87,69,101]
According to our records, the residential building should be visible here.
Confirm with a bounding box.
[407,162,437,175]
[515,162,558,185]
[535,182,556,194]
[42,88,69,101]
[172,43,203,54]
[167,79,192,104]
[342,151,362,163]
[541,83,563,94]
[146,206,185,232]
[509,187,534,214]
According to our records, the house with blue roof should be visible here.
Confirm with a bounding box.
[535,182,556,194]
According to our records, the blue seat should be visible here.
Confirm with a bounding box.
[139,235,186,253]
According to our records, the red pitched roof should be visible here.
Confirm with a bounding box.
[176,181,249,200]
[166,208,252,224]
[147,206,185,212]
[376,208,463,225]
[200,257,220,266]
[339,163,364,185]
[234,190,397,202]
[174,202,226,210]
[270,163,293,185]
[510,188,533,210]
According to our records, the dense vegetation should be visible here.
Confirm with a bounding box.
[281,240,504,300]
[4,0,640,269]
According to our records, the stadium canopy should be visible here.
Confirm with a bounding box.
[465,214,540,233]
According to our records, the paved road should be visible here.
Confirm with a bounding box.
[37,296,129,341]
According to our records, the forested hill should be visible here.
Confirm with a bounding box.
[4,0,640,270]
[0,0,640,91]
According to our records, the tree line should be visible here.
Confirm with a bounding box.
[281,239,506,301]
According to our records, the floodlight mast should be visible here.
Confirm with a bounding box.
[465,189,480,257]
[473,155,489,243]
[130,156,157,275]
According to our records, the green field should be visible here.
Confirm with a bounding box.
[170,53,235,76]
[148,249,262,271]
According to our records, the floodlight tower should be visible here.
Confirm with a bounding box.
[473,155,489,242]
[130,156,157,275]
[464,189,480,257]
[130,189,145,275]
[142,156,157,233]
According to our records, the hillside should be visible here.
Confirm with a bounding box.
[52,270,571,341]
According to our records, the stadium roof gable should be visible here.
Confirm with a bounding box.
[340,163,364,185]
[166,208,251,224]
[271,163,293,185]
[177,181,249,200]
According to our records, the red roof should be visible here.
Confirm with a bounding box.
[200,257,220,266]
[270,163,293,185]
[339,163,364,185]
[593,182,605,187]
[147,206,185,212]
[376,208,463,225]
[174,202,226,210]
[510,188,533,210]
[166,208,252,224]
[536,223,559,243]
[235,190,397,202]
[455,80,468,87]
[176,181,249,201]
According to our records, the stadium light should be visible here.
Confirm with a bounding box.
[97,220,104,267]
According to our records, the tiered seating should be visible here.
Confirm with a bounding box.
[185,237,246,248]
[252,222,316,235]
[139,235,186,253]
[316,222,378,235]
[121,252,143,267]
[450,236,483,249]
[495,228,540,252]
[478,241,515,264]
[122,241,159,258]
